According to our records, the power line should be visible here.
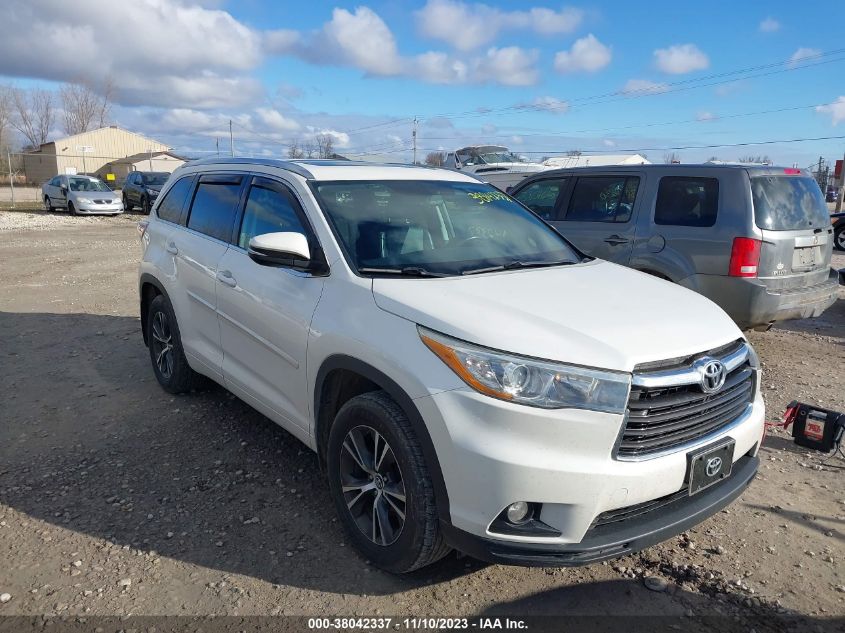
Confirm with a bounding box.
[413,134,845,156]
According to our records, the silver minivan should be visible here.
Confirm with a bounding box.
[510,164,838,330]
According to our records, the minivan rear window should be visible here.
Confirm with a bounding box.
[751,176,830,231]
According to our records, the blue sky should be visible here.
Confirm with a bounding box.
[2,0,845,166]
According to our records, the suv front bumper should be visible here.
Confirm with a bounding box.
[440,453,758,566]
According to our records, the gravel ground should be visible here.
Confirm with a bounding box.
[0,211,843,629]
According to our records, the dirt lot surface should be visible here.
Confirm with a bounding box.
[0,210,843,630]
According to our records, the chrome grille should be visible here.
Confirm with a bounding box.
[616,341,755,459]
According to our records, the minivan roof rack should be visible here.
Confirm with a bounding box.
[182,157,315,179]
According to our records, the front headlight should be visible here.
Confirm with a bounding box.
[419,327,631,413]
[76,197,93,204]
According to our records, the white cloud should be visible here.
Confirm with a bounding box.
[653,44,709,74]
[0,0,263,108]
[255,108,300,132]
[474,47,539,86]
[554,34,612,73]
[602,139,615,147]
[415,0,583,51]
[520,96,570,114]
[306,127,351,148]
[621,79,670,95]
[759,17,780,32]
[817,97,845,126]
[696,111,717,121]
[788,47,822,68]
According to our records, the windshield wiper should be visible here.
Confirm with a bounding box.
[461,259,575,275]
[358,266,450,278]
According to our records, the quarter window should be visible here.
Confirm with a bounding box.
[655,177,719,227]
[513,178,567,220]
[187,176,243,241]
[156,176,193,224]
[564,176,639,223]
[238,184,306,249]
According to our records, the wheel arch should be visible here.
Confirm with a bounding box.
[139,273,172,347]
[314,355,451,523]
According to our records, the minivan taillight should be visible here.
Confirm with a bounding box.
[729,237,761,277]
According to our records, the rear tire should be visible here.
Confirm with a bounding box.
[835,226,845,251]
[146,294,205,394]
[327,391,451,573]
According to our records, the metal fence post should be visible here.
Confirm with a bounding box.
[7,150,14,209]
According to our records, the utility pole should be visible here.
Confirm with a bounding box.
[229,120,235,157]
[837,150,845,213]
[412,116,418,165]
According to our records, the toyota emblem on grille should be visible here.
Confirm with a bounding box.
[700,360,726,393]
[706,456,723,477]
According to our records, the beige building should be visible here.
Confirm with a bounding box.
[22,126,171,184]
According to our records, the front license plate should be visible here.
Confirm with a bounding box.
[688,440,735,496]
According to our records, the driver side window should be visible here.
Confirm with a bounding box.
[238,183,307,249]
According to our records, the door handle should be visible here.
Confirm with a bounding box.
[216,270,237,287]
[604,235,630,245]
[165,242,178,255]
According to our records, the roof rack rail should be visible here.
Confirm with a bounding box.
[182,157,314,179]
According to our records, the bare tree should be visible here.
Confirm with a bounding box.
[10,87,54,149]
[302,139,316,159]
[664,151,681,164]
[0,85,11,152]
[424,151,445,167]
[315,133,335,159]
[287,141,304,159]
[737,154,771,165]
[60,79,113,136]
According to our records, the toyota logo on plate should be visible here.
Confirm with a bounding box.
[700,360,726,393]
[706,456,723,477]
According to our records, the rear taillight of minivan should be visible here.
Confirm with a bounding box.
[729,237,762,277]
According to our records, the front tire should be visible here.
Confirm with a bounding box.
[146,294,204,394]
[142,196,151,215]
[835,226,845,251]
[43,196,53,211]
[123,193,133,211]
[327,391,451,573]
[67,201,77,216]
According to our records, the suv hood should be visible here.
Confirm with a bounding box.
[372,260,743,373]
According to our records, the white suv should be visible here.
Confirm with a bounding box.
[138,158,765,573]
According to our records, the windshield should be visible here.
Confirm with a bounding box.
[457,150,522,166]
[751,176,830,231]
[68,177,111,192]
[142,172,169,186]
[312,180,581,276]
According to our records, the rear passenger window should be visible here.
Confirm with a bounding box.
[655,177,719,227]
[156,176,193,224]
[513,178,567,219]
[565,176,639,223]
[187,177,243,241]
[238,184,306,249]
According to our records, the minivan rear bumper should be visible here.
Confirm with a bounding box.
[697,268,840,329]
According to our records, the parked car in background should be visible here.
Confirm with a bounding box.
[42,174,124,215]
[511,164,837,330]
[832,212,845,251]
[123,171,170,213]
[826,187,839,203]
[139,157,764,573]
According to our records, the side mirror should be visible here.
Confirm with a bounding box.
[248,232,311,267]
[60,185,68,192]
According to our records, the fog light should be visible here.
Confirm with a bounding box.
[506,501,531,524]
